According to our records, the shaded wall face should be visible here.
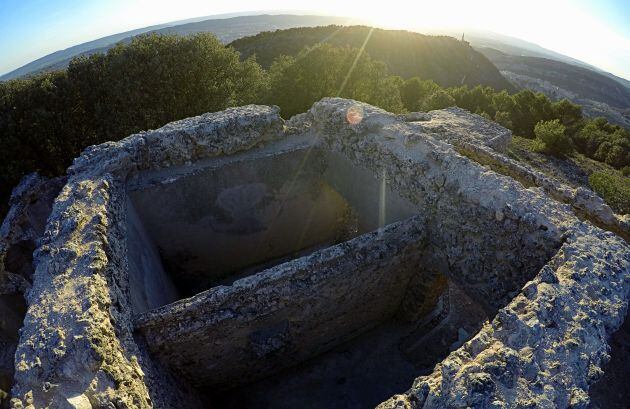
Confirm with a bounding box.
[129,149,354,296]
[126,198,180,314]
[135,215,429,391]
[128,147,420,301]
[323,151,420,232]
[0,294,26,396]
[316,133,562,311]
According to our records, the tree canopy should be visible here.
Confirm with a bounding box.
[0,33,268,215]
[266,44,403,118]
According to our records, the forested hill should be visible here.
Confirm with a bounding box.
[229,26,514,91]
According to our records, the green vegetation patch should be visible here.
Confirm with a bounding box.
[589,171,630,215]
[455,146,537,189]
[1,30,628,222]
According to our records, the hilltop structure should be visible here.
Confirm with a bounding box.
[0,98,628,408]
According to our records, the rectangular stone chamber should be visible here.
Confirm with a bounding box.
[126,135,561,408]
[126,137,421,312]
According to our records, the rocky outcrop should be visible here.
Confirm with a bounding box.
[412,108,629,237]
[411,107,513,153]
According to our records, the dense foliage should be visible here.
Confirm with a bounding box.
[533,120,571,157]
[573,119,630,168]
[588,171,630,214]
[0,33,267,213]
[395,77,629,169]
[266,44,403,118]
[0,31,628,217]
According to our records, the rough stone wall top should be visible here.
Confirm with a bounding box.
[307,98,575,239]
[10,106,284,408]
[70,105,283,179]
[378,224,629,409]
[416,107,513,152]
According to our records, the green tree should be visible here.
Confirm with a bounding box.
[589,171,630,214]
[572,119,630,168]
[551,99,582,135]
[0,33,268,216]
[494,111,513,129]
[400,77,439,111]
[534,119,571,157]
[421,90,456,111]
[511,90,554,137]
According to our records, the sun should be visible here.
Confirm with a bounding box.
[316,1,507,33]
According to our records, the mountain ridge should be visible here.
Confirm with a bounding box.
[479,47,630,126]
[2,13,627,89]
[0,14,351,81]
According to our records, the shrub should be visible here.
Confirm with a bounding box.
[534,119,571,157]
[589,171,630,214]
[573,119,630,169]
[551,99,582,135]
[494,111,513,129]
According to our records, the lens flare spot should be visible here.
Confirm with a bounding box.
[346,106,364,125]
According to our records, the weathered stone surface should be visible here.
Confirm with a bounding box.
[10,106,282,408]
[2,99,628,409]
[0,173,64,408]
[377,225,629,409]
[416,106,513,152]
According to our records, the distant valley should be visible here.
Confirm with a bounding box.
[479,48,630,127]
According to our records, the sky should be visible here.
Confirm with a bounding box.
[0,0,629,79]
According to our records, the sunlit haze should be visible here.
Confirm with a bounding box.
[1,0,629,78]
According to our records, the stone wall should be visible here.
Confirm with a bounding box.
[3,99,628,409]
[417,108,629,236]
[10,106,284,408]
[135,214,427,390]
[378,224,629,409]
[307,99,567,309]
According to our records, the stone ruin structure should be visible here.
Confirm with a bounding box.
[0,98,628,408]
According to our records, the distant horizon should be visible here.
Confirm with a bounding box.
[1,2,629,80]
